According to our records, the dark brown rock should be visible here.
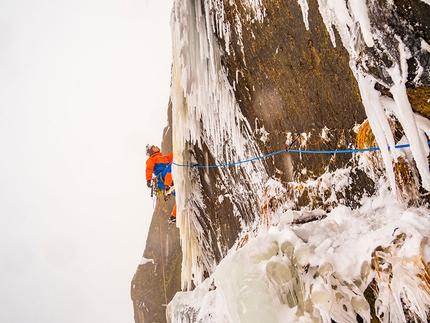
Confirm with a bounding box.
[220,0,367,184]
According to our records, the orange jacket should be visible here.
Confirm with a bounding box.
[146,152,173,181]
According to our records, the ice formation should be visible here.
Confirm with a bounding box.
[167,188,430,323]
[166,0,430,321]
[170,0,267,289]
[308,0,430,191]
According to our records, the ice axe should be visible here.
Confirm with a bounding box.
[285,133,300,151]
[150,178,157,198]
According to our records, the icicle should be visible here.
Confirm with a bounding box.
[386,42,430,190]
[357,73,397,195]
[170,0,267,289]
[297,0,310,30]
[348,0,374,47]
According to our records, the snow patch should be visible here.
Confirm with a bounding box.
[139,257,154,265]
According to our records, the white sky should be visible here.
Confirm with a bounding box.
[0,1,173,322]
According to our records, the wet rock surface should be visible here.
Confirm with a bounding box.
[220,0,367,183]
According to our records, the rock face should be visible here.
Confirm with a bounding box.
[131,0,430,322]
[221,0,366,181]
[131,103,183,323]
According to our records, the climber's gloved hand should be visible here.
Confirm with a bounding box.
[147,180,152,188]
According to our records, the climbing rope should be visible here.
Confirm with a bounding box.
[156,196,169,306]
[172,141,430,169]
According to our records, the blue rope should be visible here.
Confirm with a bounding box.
[173,141,429,169]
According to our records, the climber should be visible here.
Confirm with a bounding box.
[145,144,176,223]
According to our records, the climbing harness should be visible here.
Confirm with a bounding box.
[172,140,430,169]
